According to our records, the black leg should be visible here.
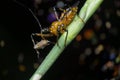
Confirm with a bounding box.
[31,33,40,57]
[76,14,85,24]
[53,7,60,21]
[64,29,68,47]
[56,34,61,48]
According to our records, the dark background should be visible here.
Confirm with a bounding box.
[0,0,120,80]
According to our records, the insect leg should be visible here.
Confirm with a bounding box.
[31,33,40,58]
[31,33,45,40]
[59,8,65,12]
[31,33,53,57]
[64,29,68,47]
[76,14,85,24]
[34,33,54,38]
[55,26,61,48]
[53,7,60,21]
[56,33,61,48]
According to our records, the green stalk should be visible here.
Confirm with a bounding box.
[30,0,103,80]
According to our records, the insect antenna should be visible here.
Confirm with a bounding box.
[14,0,43,57]
[28,8,43,35]
[13,0,43,34]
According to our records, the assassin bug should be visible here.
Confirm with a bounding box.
[32,1,84,48]
[15,0,84,55]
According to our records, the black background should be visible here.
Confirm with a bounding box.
[0,0,120,80]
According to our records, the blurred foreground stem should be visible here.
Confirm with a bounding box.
[30,0,103,80]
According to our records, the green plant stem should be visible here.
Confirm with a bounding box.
[30,0,103,80]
